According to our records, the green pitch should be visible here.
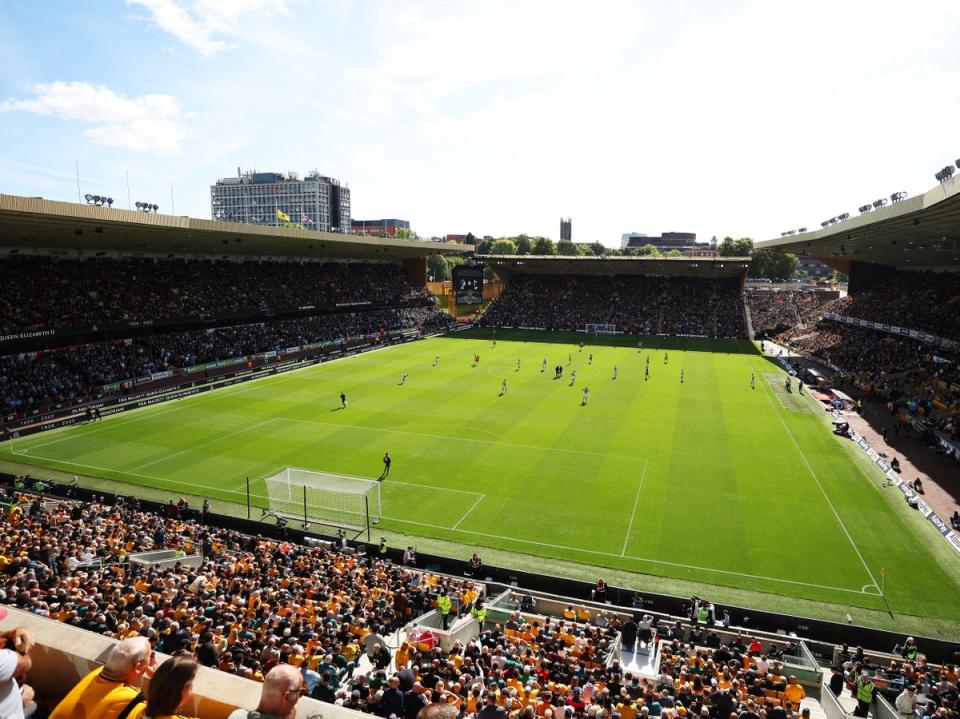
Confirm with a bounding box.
[3,328,959,626]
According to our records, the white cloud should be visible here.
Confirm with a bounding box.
[126,0,294,55]
[1,81,187,153]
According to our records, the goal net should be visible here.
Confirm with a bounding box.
[260,468,381,537]
[581,323,621,335]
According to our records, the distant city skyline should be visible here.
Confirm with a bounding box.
[2,1,960,245]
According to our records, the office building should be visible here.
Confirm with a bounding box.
[210,170,351,233]
[352,219,411,237]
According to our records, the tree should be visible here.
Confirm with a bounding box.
[587,242,607,257]
[832,269,848,283]
[556,240,579,256]
[717,236,753,257]
[634,243,661,256]
[427,255,449,281]
[475,238,493,255]
[515,235,532,255]
[395,227,421,240]
[750,249,798,281]
[489,238,517,255]
[664,249,683,257]
[465,232,476,245]
[531,237,556,255]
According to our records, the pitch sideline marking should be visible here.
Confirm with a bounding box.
[620,458,650,556]
[14,449,874,597]
[744,341,881,594]
[3,339,415,455]
[379,514,875,596]
[452,493,487,530]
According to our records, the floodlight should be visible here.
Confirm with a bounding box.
[838,212,850,221]
[84,194,93,202]
[798,227,807,233]
[890,191,907,203]
[944,165,955,179]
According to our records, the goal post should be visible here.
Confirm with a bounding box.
[580,323,621,335]
[257,468,382,540]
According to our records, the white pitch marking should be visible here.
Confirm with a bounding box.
[379,515,873,596]
[621,459,650,556]
[452,493,486,530]
[747,342,881,593]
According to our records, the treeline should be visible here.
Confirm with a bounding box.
[427,234,801,282]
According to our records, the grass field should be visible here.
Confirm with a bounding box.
[3,328,959,629]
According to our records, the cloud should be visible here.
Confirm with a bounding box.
[126,0,294,55]
[1,81,187,153]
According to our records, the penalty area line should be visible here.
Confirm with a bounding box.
[452,493,486,530]
[620,458,649,556]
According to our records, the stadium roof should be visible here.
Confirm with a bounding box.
[757,176,960,271]
[478,254,751,277]
[0,194,467,260]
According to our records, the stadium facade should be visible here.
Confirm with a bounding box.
[210,170,351,232]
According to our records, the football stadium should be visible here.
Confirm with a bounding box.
[2,5,960,719]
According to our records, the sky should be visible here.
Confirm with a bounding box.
[1,0,960,247]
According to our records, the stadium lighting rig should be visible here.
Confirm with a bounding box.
[890,191,908,203]
[84,194,113,207]
[935,165,955,182]
[135,201,160,213]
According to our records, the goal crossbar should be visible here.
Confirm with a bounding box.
[256,467,382,540]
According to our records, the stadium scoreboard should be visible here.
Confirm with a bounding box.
[453,265,483,305]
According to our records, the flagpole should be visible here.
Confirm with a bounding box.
[879,567,893,619]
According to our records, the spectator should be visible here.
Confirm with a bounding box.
[227,664,303,719]
[50,636,157,719]
[0,618,33,719]
[142,654,199,719]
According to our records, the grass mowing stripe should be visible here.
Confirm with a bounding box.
[3,330,958,623]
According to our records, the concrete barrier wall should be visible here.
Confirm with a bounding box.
[819,682,850,719]
[1,607,363,719]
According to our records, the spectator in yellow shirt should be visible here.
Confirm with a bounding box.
[784,676,805,706]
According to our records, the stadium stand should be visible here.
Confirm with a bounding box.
[480,275,747,338]
[0,257,432,335]
[0,255,454,417]
[746,290,833,335]
[820,271,960,340]
[1,306,449,413]
[0,486,850,719]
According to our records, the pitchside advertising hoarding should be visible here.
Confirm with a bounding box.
[453,265,484,305]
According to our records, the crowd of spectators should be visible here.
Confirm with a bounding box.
[833,643,959,719]
[481,276,746,338]
[1,306,451,414]
[821,271,960,339]
[774,321,959,440]
[746,291,831,335]
[0,256,431,334]
[659,280,743,338]
[0,494,483,704]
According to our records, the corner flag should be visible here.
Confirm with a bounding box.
[276,209,291,222]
